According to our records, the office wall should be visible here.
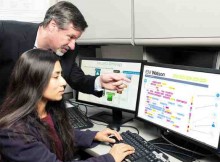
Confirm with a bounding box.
[0,0,57,22]
[100,45,143,60]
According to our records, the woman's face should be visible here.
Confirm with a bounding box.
[43,61,67,101]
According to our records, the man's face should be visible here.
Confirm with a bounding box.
[49,21,83,56]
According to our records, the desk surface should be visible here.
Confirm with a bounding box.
[66,101,220,162]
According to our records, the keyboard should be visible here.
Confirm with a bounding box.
[111,130,170,162]
[66,107,94,129]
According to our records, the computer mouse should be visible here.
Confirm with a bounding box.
[109,135,120,143]
[109,135,121,146]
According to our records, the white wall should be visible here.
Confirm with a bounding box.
[100,45,143,60]
[0,0,57,22]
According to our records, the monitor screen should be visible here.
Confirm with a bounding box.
[76,57,142,129]
[137,62,220,149]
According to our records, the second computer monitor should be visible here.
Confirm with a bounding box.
[137,62,220,150]
[76,57,142,127]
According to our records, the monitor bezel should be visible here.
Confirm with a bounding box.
[135,62,220,151]
[76,57,143,114]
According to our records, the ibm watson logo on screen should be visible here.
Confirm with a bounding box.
[145,70,165,77]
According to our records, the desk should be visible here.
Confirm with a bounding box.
[66,102,220,162]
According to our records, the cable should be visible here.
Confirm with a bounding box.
[152,142,174,146]
[153,145,199,162]
[152,142,200,161]
[120,125,139,134]
[65,99,79,108]
[91,119,139,134]
[161,134,214,157]
[65,99,88,116]
[143,139,201,161]
[68,100,95,107]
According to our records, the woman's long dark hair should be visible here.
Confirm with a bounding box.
[0,49,75,161]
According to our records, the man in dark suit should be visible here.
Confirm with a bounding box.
[0,1,129,104]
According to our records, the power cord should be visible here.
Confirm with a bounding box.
[161,134,214,157]
[65,99,88,116]
[120,125,139,134]
[153,144,199,162]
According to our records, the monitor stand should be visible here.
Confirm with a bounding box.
[89,109,133,131]
[149,132,214,162]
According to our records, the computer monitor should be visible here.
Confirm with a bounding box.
[76,57,142,130]
[136,62,220,159]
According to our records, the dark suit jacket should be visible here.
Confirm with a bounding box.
[0,117,114,162]
[0,20,102,104]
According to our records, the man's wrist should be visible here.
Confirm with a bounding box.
[94,76,103,91]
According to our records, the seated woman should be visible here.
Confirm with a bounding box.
[0,49,135,162]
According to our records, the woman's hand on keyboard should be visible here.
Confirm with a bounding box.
[94,128,122,143]
[109,143,135,162]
